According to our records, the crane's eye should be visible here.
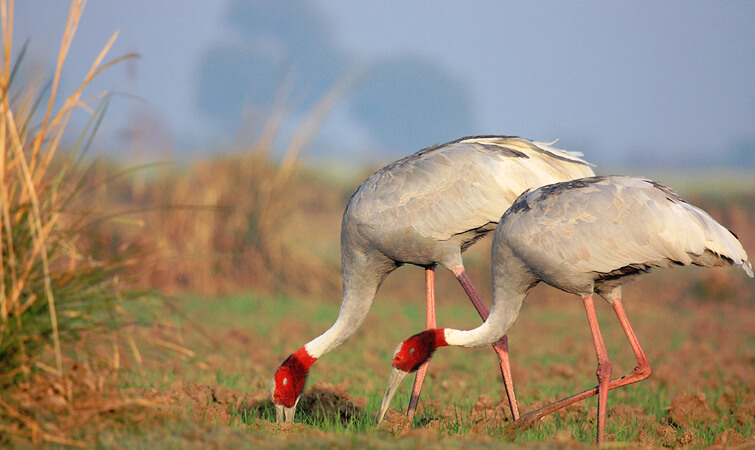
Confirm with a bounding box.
[409,347,415,354]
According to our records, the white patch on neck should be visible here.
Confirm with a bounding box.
[444,322,504,348]
[444,328,479,348]
[303,342,319,359]
[443,329,458,345]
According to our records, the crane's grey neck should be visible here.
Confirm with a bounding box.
[303,275,383,358]
[444,242,534,348]
[443,289,527,347]
[303,240,396,359]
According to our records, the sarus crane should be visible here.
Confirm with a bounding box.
[270,136,595,423]
[378,176,752,444]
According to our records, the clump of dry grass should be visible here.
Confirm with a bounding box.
[97,146,343,297]
[0,0,150,445]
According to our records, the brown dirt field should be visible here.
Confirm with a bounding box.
[5,271,752,447]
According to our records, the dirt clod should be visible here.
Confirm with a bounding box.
[297,381,366,425]
[655,424,680,447]
[668,392,715,428]
[713,428,747,447]
[378,409,410,434]
[551,429,577,443]
[469,394,509,429]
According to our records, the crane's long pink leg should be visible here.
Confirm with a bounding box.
[403,266,437,426]
[509,298,651,440]
[582,295,611,444]
[611,298,651,384]
[453,267,520,420]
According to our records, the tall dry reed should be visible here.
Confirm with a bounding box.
[0,2,149,445]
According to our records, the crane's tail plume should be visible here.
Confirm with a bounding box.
[673,196,753,278]
[531,140,596,167]
[460,136,596,167]
[738,259,753,278]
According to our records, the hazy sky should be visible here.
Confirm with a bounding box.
[15,1,755,168]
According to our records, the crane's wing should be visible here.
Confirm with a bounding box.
[503,176,753,277]
[349,136,595,241]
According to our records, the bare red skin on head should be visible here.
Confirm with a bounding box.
[273,347,317,407]
[393,329,448,373]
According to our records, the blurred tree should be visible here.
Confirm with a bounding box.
[196,0,346,132]
[196,43,290,130]
[727,136,755,169]
[194,0,475,153]
[349,55,474,150]
[226,0,346,100]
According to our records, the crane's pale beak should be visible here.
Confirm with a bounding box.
[275,404,294,423]
[275,398,299,423]
[377,367,409,425]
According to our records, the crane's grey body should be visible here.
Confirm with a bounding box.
[306,136,595,358]
[448,176,753,348]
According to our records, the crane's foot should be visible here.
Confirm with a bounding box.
[399,418,413,435]
[503,409,543,438]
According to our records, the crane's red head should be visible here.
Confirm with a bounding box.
[378,328,449,424]
[392,328,448,373]
[270,347,316,422]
